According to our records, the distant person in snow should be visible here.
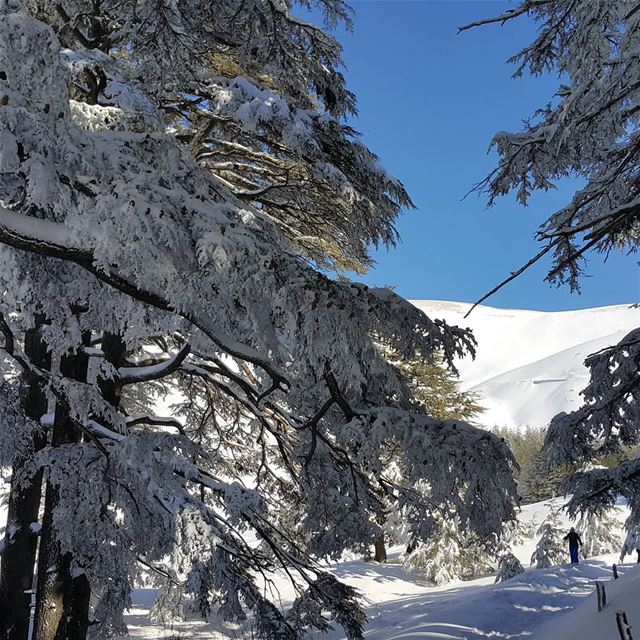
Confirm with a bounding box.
[563,527,583,564]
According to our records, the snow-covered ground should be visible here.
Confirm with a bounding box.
[123,497,636,640]
[127,556,640,640]
[532,560,640,640]
[412,301,638,430]
[4,302,639,639]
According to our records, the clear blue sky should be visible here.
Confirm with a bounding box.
[319,1,639,311]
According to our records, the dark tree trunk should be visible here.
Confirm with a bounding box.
[406,539,418,555]
[33,339,90,640]
[374,533,387,563]
[98,333,126,407]
[61,334,126,639]
[0,322,52,640]
[82,333,127,634]
[60,570,92,640]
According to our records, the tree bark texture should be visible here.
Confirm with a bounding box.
[0,323,52,640]
[33,339,90,640]
[374,533,387,563]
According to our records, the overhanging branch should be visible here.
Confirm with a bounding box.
[0,205,289,390]
[458,0,553,32]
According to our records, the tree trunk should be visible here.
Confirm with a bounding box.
[33,340,90,640]
[82,333,127,634]
[374,533,387,563]
[98,333,126,407]
[61,334,128,639]
[406,539,418,554]
[0,322,51,640]
[60,334,126,640]
[60,570,91,640]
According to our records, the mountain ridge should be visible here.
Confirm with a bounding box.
[410,300,638,430]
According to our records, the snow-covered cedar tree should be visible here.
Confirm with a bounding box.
[404,512,497,585]
[379,355,484,559]
[530,510,566,569]
[576,508,622,558]
[495,552,524,584]
[0,2,519,639]
[27,0,411,274]
[500,516,538,550]
[393,350,484,421]
[461,1,640,558]
[544,332,639,559]
[401,510,528,587]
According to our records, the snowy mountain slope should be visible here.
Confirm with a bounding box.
[339,560,623,640]
[474,329,634,429]
[411,301,639,430]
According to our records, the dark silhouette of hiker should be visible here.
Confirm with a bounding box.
[563,527,583,564]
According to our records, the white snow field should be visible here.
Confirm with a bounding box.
[123,498,638,640]
[411,301,639,431]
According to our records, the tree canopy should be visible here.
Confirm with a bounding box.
[0,2,518,638]
[463,0,639,558]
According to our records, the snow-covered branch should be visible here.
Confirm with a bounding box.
[464,0,640,296]
[125,415,185,434]
[118,342,191,385]
[0,206,289,389]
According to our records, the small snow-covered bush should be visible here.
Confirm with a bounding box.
[530,510,566,568]
[495,552,524,583]
[405,514,495,585]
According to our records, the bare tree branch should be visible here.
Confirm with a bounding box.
[458,0,553,33]
[464,240,558,318]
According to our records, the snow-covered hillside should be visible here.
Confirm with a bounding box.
[532,561,640,640]
[412,301,638,431]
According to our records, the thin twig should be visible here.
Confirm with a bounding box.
[464,240,558,318]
